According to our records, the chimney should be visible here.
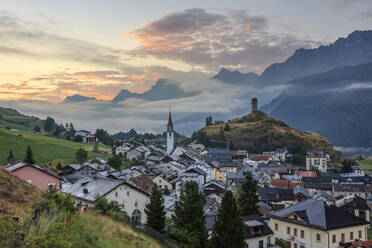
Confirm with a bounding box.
[251,98,258,112]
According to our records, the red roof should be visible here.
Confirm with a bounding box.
[295,171,317,178]
[272,179,304,189]
[352,240,372,247]
[128,174,155,195]
[250,154,272,162]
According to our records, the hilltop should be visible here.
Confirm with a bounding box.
[201,111,339,158]
[0,107,44,132]
[0,128,110,166]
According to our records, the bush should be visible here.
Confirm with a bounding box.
[94,197,126,222]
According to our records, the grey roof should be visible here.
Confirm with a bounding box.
[186,167,207,175]
[333,183,366,193]
[272,199,368,230]
[314,191,335,203]
[293,185,310,197]
[64,176,124,202]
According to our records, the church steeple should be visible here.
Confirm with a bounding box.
[167,107,174,155]
[167,107,174,132]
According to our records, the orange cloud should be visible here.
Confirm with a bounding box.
[245,23,252,31]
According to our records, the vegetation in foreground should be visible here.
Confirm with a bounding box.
[0,128,110,166]
[0,168,173,248]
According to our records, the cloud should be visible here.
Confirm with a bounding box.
[329,0,370,10]
[124,9,318,73]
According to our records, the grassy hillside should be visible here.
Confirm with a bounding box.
[0,168,173,248]
[357,157,372,171]
[0,128,110,166]
[0,107,43,132]
[202,111,339,158]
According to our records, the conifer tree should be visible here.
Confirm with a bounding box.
[237,172,259,216]
[24,146,35,164]
[145,184,166,232]
[211,191,245,248]
[7,150,14,163]
[170,181,208,248]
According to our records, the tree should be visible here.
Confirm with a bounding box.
[56,162,62,170]
[341,158,354,173]
[229,140,235,150]
[107,155,122,170]
[33,125,41,132]
[44,116,55,133]
[75,148,88,163]
[145,185,166,232]
[24,146,35,164]
[95,128,113,146]
[205,116,213,126]
[224,123,230,131]
[170,181,208,248]
[237,173,259,216]
[211,191,245,248]
[73,135,83,142]
[7,150,14,163]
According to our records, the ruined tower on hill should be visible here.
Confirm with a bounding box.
[251,98,258,113]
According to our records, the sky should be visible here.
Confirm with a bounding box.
[0,0,372,102]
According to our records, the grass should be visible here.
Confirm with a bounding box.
[64,212,170,248]
[0,107,43,132]
[357,157,372,171]
[0,128,111,167]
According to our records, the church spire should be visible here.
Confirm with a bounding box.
[167,107,173,132]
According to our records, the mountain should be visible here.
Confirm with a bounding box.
[0,107,44,131]
[263,63,372,148]
[201,110,339,158]
[63,94,98,103]
[256,30,372,85]
[212,68,259,84]
[112,78,198,102]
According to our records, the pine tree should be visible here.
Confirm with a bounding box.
[145,185,166,232]
[7,150,14,163]
[237,172,259,216]
[170,181,208,248]
[211,191,245,248]
[24,146,35,164]
[75,148,88,163]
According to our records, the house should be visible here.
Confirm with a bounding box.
[306,151,328,172]
[313,191,335,206]
[76,130,97,143]
[152,174,173,191]
[115,143,133,156]
[226,172,246,186]
[295,171,317,178]
[336,195,371,224]
[270,199,369,248]
[258,187,294,206]
[206,148,232,163]
[263,148,288,161]
[250,154,273,164]
[126,146,150,161]
[64,176,150,224]
[304,182,333,196]
[185,167,207,185]
[333,184,370,199]
[202,180,226,196]
[229,150,248,162]
[243,214,274,248]
[5,162,61,191]
[352,165,365,176]
[293,186,310,202]
[272,179,304,189]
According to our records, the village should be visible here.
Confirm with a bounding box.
[3,101,372,248]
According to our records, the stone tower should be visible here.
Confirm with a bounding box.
[167,107,174,155]
[251,98,258,112]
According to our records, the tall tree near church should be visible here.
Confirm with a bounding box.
[170,181,208,248]
[211,191,245,248]
[237,172,259,216]
[7,150,14,163]
[145,185,166,232]
[24,146,35,164]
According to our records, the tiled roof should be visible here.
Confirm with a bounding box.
[295,171,317,178]
[259,187,294,202]
[333,183,366,193]
[128,174,155,195]
[271,199,368,230]
[6,162,61,179]
[242,214,273,239]
[250,154,272,161]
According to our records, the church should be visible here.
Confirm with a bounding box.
[167,109,174,155]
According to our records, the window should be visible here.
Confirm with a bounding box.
[275,223,278,231]
[301,230,304,238]
[258,240,263,248]
[48,183,56,190]
[316,234,321,242]
[294,228,298,237]
[341,233,345,242]
[350,232,354,240]
[332,235,336,243]
[294,244,297,248]
[127,191,130,196]
[300,246,305,248]
[359,230,362,239]
[115,192,118,197]
[287,227,291,235]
